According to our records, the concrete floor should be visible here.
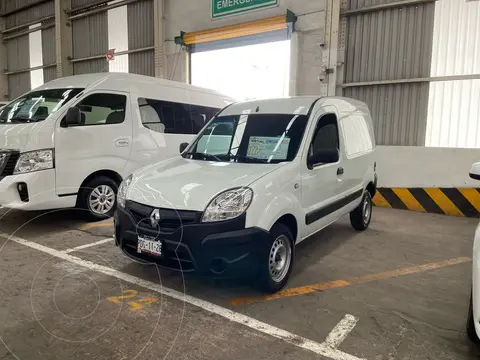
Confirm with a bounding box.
[0,206,478,360]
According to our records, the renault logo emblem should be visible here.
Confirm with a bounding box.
[150,209,161,227]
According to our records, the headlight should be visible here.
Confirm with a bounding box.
[117,174,133,209]
[13,149,54,174]
[202,187,253,223]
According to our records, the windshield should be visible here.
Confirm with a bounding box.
[0,88,83,124]
[184,113,309,164]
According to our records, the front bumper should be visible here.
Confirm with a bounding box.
[0,170,76,211]
[114,203,271,278]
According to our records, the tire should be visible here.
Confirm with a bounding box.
[257,223,295,293]
[350,191,372,231]
[77,175,119,221]
[468,291,480,343]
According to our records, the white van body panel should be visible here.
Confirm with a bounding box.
[125,96,376,245]
[128,157,284,211]
[0,73,234,211]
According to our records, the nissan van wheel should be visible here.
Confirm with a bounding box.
[78,176,119,221]
[350,191,372,231]
[257,223,294,293]
[467,290,480,343]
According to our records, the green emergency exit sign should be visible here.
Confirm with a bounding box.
[212,0,279,19]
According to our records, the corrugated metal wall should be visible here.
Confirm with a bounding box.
[127,0,154,76]
[42,26,56,66]
[6,35,30,72]
[4,1,54,28]
[343,0,435,146]
[8,73,31,99]
[72,12,108,74]
[426,0,480,148]
[1,0,49,15]
[2,0,56,98]
[71,0,106,9]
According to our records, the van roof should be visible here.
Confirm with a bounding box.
[219,96,368,116]
[34,72,235,100]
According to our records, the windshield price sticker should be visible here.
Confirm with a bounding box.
[247,137,290,160]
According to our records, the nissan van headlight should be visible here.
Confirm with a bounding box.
[117,174,133,209]
[202,187,253,223]
[13,149,54,174]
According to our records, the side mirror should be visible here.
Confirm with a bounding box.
[308,149,339,169]
[470,162,480,180]
[65,107,81,127]
[179,142,189,153]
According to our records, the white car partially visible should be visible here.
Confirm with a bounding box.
[468,162,480,342]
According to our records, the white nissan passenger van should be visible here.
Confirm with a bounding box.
[114,96,377,292]
[0,73,234,219]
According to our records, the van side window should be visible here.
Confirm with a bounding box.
[341,114,373,157]
[77,93,126,126]
[138,98,219,134]
[309,114,339,157]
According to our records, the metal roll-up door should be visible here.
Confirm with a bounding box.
[177,11,297,53]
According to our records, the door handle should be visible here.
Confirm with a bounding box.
[337,167,344,176]
[115,138,129,147]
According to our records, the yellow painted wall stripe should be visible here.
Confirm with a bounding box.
[392,188,426,212]
[459,188,480,212]
[424,188,464,216]
[372,191,391,208]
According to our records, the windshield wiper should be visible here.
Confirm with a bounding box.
[185,152,224,162]
[10,116,34,123]
[231,155,269,164]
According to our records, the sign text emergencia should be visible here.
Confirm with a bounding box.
[212,0,279,19]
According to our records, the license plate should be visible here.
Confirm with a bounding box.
[137,236,163,257]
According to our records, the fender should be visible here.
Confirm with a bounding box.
[246,191,303,237]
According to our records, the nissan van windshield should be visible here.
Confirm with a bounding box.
[183,113,309,164]
[0,88,83,124]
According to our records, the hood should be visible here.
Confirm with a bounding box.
[128,157,284,211]
[0,121,54,151]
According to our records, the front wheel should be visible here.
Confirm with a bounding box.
[350,191,372,231]
[257,223,294,293]
[468,291,480,343]
[77,176,119,221]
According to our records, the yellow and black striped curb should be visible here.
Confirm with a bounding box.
[373,188,480,218]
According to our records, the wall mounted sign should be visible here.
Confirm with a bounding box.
[212,0,279,19]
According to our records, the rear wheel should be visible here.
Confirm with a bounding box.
[350,191,372,231]
[257,223,294,293]
[78,176,119,221]
[467,291,480,343]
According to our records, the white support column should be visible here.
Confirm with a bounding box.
[55,0,73,77]
[323,0,341,96]
[336,0,348,96]
[0,16,9,100]
[289,31,301,96]
[154,0,167,78]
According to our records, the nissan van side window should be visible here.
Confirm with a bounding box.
[0,88,83,124]
[138,98,219,135]
[75,93,127,126]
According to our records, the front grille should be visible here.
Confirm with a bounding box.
[125,200,202,233]
[0,150,20,177]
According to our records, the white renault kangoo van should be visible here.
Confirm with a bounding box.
[114,96,377,292]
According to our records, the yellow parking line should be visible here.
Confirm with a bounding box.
[77,221,113,231]
[392,188,426,212]
[424,188,464,216]
[228,257,471,306]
